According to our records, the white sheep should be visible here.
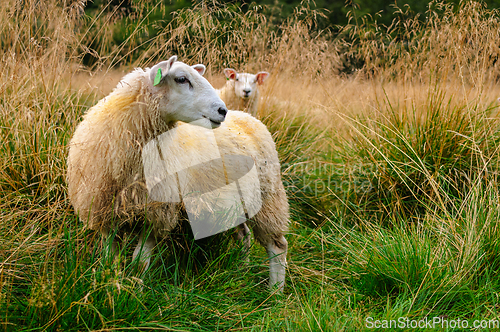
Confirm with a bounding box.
[67,56,289,291]
[217,68,269,117]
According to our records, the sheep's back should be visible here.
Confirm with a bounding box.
[174,110,281,195]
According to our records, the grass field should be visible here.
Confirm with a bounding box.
[3,0,500,330]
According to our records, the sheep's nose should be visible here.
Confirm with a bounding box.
[218,107,227,117]
[243,89,251,95]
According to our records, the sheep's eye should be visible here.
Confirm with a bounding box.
[235,78,239,81]
[174,76,189,84]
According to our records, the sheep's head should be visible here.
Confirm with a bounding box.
[147,56,227,128]
[224,68,269,100]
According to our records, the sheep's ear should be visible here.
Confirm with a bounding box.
[224,68,237,80]
[149,55,178,86]
[192,64,206,76]
[255,71,269,85]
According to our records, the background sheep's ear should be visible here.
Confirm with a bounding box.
[149,55,178,86]
[192,64,206,76]
[256,71,269,85]
[224,68,237,80]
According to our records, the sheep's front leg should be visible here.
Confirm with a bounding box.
[132,231,156,273]
[236,223,251,261]
[101,229,119,263]
[266,235,288,292]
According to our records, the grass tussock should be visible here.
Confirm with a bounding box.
[335,88,500,220]
[3,0,500,330]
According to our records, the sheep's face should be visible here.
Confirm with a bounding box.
[148,56,228,129]
[224,68,269,100]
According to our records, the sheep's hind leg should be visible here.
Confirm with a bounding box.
[265,235,288,292]
[252,226,288,292]
[250,188,289,292]
[132,231,156,274]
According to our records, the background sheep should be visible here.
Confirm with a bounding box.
[217,68,269,117]
[67,56,289,291]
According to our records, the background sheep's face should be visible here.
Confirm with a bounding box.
[149,56,228,128]
[224,68,269,99]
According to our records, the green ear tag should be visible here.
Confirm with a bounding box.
[154,68,162,86]
[226,77,229,80]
